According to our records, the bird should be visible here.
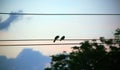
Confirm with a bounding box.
[60,36,65,41]
[53,35,59,42]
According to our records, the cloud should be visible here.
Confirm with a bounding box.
[0,49,51,70]
[0,10,23,30]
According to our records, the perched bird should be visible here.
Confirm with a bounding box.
[60,36,65,41]
[53,35,59,42]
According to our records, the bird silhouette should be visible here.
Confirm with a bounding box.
[60,36,65,41]
[53,35,59,42]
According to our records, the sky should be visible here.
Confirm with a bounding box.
[0,0,120,58]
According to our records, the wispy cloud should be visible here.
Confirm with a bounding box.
[0,10,23,30]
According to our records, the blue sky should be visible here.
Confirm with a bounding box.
[0,0,120,13]
[0,0,120,58]
[0,1,120,70]
[0,0,120,39]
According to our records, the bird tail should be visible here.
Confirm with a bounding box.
[53,39,56,42]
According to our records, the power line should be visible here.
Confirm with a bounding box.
[0,43,117,46]
[0,43,79,46]
[0,39,103,41]
[0,13,120,15]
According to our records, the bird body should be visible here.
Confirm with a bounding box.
[60,36,65,41]
[53,36,59,42]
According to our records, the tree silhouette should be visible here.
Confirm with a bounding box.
[45,28,120,70]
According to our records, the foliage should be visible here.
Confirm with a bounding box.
[45,28,120,70]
